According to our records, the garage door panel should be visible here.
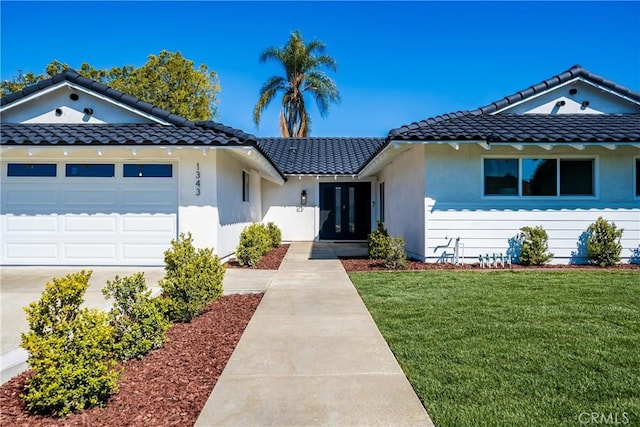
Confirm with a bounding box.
[122,216,176,233]
[63,215,117,232]
[5,215,59,232]
[4,189,58,211]
[63,189,118,207]
[64,243,118,260]
[4,243,58,260]
[122,189,177,212]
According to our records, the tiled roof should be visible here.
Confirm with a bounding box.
[389,65,640,142]
[0,123,257,146]
[474,64,640,115]
[388,114,640,143]
[0,69,259,144]
[1,69,196,127]
[258,137,386,175]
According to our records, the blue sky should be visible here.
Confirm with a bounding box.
[1,1,639,137]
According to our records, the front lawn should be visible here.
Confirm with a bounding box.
[350,271,640,427]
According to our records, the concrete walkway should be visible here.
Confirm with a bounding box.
[196,242,433,426]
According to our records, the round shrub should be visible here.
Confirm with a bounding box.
[103,272,170,361]
[266,222,282,248]
[368,222,390,260]
[236,223,271,267]
[518,226,554,266]
[159,233,225,323]
[21,270,119,416]
[586,217,624,267]
[384,236,407,269]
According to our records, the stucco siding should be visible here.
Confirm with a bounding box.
[423,144,640,264]
[262,177,317,241]
[378,145,426,259]
[215,150,259,257]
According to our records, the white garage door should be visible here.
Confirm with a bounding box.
[1,162,177,265]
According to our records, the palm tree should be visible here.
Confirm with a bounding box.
[253,30,340,137]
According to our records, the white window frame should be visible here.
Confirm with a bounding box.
[379,181,385,223]
[481,155,599,200]
[634,156,640,200]
[242,170,250,203]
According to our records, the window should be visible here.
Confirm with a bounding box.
[379,182,385,223]
[242,171,250,202]
[66,164,114,177]
[636,158,640,197]
[560,160,593,195]
[484,157,594,197]
[484,159,518,195]
[124,164,172,178]
[7,163,56,177]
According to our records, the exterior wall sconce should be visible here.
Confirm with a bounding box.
[300,190,307,206]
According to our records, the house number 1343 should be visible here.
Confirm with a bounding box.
[195,163,201,196]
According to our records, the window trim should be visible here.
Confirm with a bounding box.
[481,155,598,200]
[242,170,250,203]
[379,181,385,223]
[634,156,640,199]
[65,163,115,178]
[123,163,173,178]
[7,163,57,177]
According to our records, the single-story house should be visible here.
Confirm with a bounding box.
[1,65,639,265]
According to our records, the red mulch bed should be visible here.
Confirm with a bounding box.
[225,244,289,270]
[0,293,263,427]
[340,257,640,272]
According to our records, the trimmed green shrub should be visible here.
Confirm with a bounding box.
[159,233,225,323]
[586,217,624,267]
[518,226,554,266]
[20,270,119,416]
[266,222,282,248]
[368,222,390,260]
[384,236,407,269]
[103,272,170,361]
[236,223,271,267]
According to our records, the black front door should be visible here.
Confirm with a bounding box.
[319,182,371,240]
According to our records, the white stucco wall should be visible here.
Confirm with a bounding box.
[177,148,219,252]
[377,145,426,259]
[215,150,261,257]
[422,144,640,264]
[262,177,318,241]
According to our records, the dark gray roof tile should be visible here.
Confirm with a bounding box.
[258,137,386,175]
[389,114,640,143]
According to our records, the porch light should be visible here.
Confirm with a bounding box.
[300,190,307,206]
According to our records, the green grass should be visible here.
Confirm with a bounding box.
[350,271,640,427]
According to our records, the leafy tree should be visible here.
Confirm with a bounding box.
[1,51,220,121]
[253,30,340,137]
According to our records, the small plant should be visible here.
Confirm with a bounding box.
[20,271,119,416]
[103,272,170,361]
[266,222,282,248]
[518,226,554,266]
[384,236,407,269]
[236,223,271,267]
[586,217,624,267]
[368,221,390,260]
[159,233,225,323]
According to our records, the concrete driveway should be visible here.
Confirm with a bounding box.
[1,265,276,383]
